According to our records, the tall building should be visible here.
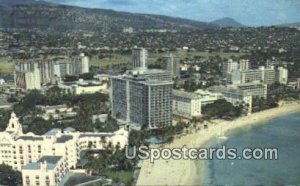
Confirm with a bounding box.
[15,63,41,90]
[276,67,288,85]
[222,59,239,76]
[0,113,128,186]
[162,54,180,79]
[239,59,249,70]
[232,66,276,85]
[59,62,72,77]
[111,72,173,129]
[72,53,89,75]
[38,60,55,84]
[172,90,201,119]
[132,47,148,70]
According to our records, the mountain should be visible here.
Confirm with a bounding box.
[211,17,244,28]
[0,0,218,32]
[0,0,49,6]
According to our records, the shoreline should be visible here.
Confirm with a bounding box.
[136,103,300,186]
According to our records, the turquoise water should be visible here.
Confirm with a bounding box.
[198,112,300,185]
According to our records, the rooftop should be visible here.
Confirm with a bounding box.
[79,133,114,138]
[173,89,200,99]
[56,135,73,143]
[17,136,44,141]
[23,156,62,170]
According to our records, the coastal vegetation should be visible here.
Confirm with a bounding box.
[202,99,244,119]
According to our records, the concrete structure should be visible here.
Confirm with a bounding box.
[234,82,268,98]
[127,69,172,81]
[14,63,41,90]
[298,78,300,90]
[276,67,288,85]
[111,71,173,129]
[0,78,5,85]
[232,66,276,85]
[222,59,238,76]
[22,156,66,186]
[38,60,55,85]
[59,62,72,77]
[0,113,128,186]
[172,90,201,119]
[162,54,180,79]
[72,53,89,75]
[132,47,147,70]
[208,86,253,114]
[239,59,249,70]
[36,105,77,120]
[194,89,222,105]
[59,80,108,95]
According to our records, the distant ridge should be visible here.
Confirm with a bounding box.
[211,17,245,28]
[0,0,218,32]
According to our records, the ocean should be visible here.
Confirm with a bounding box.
[197,112,300,185]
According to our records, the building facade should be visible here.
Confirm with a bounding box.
[111,73,173,129]
[162,54,180,79]
[208,86,253,114]
[235,82,268,98]
[172,90,201,119]
[276,67,288,85]
[239,59,249,70]
[132,47,147,70]
[222,59,238,76]
[0,113,128,186]
[72,53,89,75]
[15,63,41,90]
[232,66,276,85]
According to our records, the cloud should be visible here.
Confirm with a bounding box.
[44,0,300,26]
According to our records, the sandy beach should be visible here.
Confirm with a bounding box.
[136,103,300,186]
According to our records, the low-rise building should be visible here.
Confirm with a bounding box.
[233,82,268,98]
[172,89,201,119]
[194,89,222,105]
[36,105,77,120]
[22,156,66,186]
[59,80,108,95]
[208,86,253,114]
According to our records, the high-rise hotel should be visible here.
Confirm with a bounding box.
[111,47,173,129]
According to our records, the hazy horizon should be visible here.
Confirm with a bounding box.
[41,0,300,26]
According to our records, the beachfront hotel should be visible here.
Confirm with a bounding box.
[110,47,173,129]
[111,71,173,129]
[172,89,202,119]
[0,113,129,186]
[208,85,253,114]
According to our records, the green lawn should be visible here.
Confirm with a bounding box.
[0,57,14,75]
[102,170,134,184]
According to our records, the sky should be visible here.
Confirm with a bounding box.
[43,0,300,26]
